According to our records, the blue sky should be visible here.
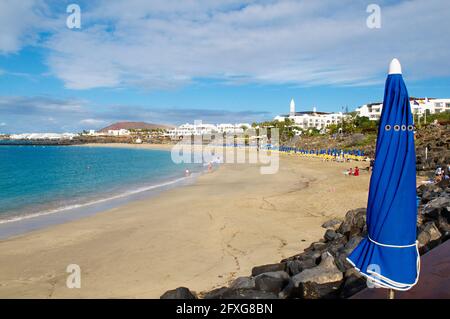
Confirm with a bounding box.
[1,0,450,133]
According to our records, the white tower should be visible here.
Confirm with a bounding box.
[289,98,295,116]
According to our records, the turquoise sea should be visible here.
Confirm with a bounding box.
[0,144,201,224]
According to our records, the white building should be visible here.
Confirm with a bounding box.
[216,123,251,134]
[355,98,450,121]
[354,103,382,120]
[107,129,130,136]
[167,123,251,138]
[274,98,345,131]
[9,133,77,140]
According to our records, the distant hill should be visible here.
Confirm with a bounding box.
[99,122,174,132]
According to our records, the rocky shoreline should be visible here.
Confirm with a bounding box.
[415,124,450,175]
[161,179,450,299]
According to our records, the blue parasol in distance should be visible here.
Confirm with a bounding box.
[347,58,420,291]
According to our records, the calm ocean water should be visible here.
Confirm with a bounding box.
[0,145,200,223]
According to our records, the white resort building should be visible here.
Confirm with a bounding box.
[167,123,251,137]
[355,98,450,121]
[107,129,130,136]
[84,129,131,137]
[274,99,345,131]
[9,133,77,140]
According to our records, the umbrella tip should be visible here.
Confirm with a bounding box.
[389,58,402,75]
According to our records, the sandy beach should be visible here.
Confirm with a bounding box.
[0,145,370,298]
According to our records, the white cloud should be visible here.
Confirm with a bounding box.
[79,118,106,125]
[2,0,450,88]
[0,122,6,126]
[42,0,450,89]
[0,0,53,53]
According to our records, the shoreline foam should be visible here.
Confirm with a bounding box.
[0,174,195,226]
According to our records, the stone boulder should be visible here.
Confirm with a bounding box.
[334,236,363,272]
[321,218,342,231]
[342,235,364,254]
[325,236,348,257]
[279,252,343,299]
[417,222,442,253]
[229,276,255,290]
[297,281,342,299]
[311,241,328,250]
[254,271,290,294]
[290,252,343,284]
[421,185,444,204]
[251,263,286,277]
[203,286,278,299]
[438,178,450,189]
[339,273,367,298]
[423,195,450,218]
[324,229,343,242]
[283,249,322,265]
[303,241,329,253]
[437,216,450,239]
[286,258,317,276]
[337,208,366,239]
[160,287,197,299]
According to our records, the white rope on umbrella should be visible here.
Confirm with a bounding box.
[346,238,421,291]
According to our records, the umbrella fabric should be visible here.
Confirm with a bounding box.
[347,73,419,290]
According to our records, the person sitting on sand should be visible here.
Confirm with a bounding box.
[347,167,353,176]
[354,166,360,176]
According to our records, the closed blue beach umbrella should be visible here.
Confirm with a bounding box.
[347,59,419,291]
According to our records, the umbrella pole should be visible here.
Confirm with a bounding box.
[388,289,395,299]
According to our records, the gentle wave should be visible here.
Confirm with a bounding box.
[0,174,198,225]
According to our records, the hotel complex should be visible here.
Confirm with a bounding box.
[86,129,131,136]
[274,99,346,131]
[166,122,251,138]
[355,98,450,121]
